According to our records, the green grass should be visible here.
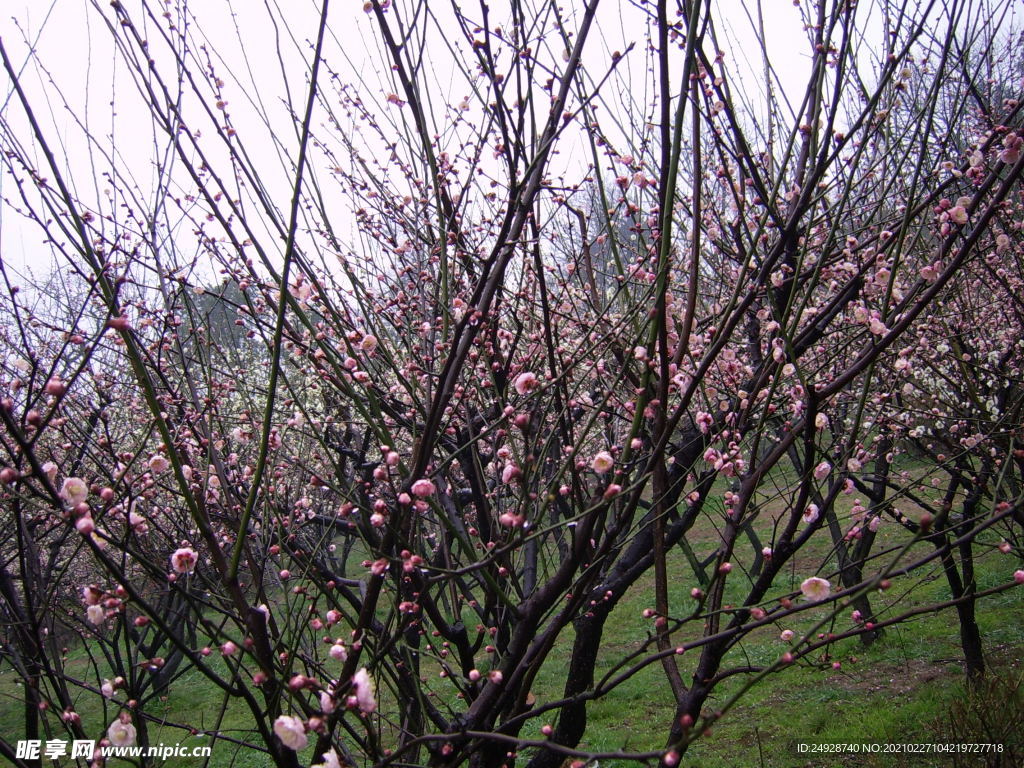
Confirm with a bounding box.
[520,551,1024,768]
[2,475,1022,768]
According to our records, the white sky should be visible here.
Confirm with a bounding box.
[0,0,837,284]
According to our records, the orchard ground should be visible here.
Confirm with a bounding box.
[2,461,1020,768]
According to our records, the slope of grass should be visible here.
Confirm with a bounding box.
[1,466,1021,767]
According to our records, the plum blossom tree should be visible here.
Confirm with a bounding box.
[0,0,1022,767]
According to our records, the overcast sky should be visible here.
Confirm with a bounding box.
[0,0,823,283]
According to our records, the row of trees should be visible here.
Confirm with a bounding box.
[1,0,1022,766]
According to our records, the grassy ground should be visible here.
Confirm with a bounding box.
[510,543,1024,768]
[1,470,1022,767]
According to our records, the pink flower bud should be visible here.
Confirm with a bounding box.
[603,483,622,498]
[45,377,67,397]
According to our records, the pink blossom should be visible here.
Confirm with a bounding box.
[170,547,198,574]
[87,605,105,625]
[107,717,136,747]
[1000,133,1021,164]
[802,504,819,524]
[309,749,342,768]
[352,668,376,713]
[410,478,435,497]
[696,411,713,433]
[813,461,831,480]
[513,372,539,396]
[779,629,795,642]
[107,315,131,331]
[1014,570,1024,585]
[273,715,308,751]
[603,483,622,498]
[288,278,312,303]
[360,334,378,353]
[591,451,614,474]
[329,643,348,661]
[61,477,89,506]
[499,511,525,528]
[45,377,67,396]
[148,455,170,474]
[312,748,342,768]
[800,576,831,602]
[129,512,148,535]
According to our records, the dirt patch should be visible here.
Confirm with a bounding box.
[833,654,954,695]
